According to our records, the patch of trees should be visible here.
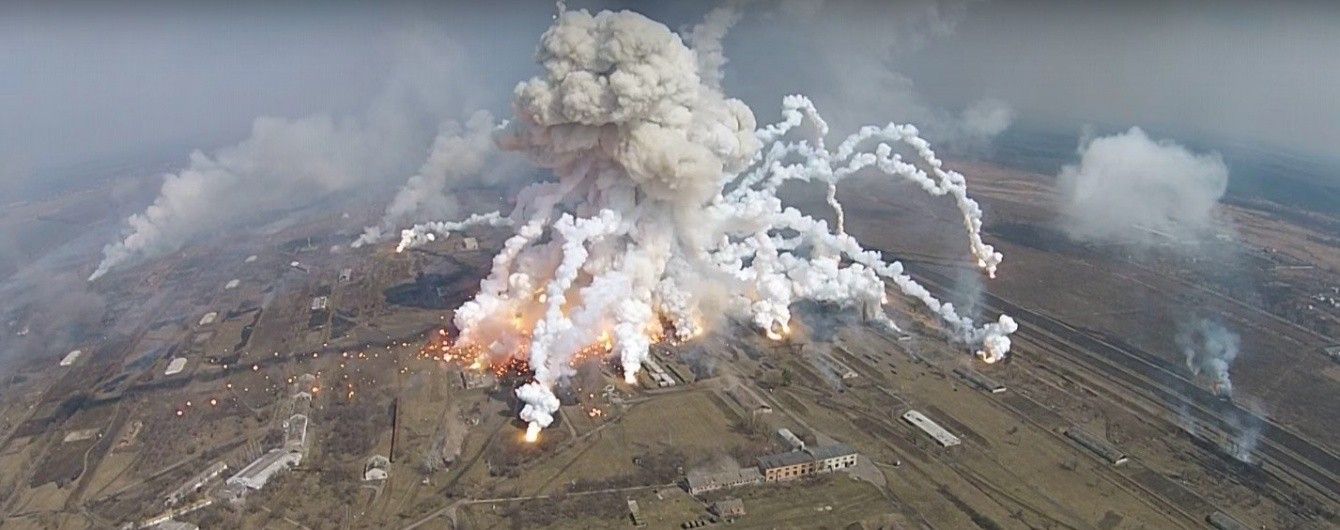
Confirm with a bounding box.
[497,492,625,529]
[321,401,383,457]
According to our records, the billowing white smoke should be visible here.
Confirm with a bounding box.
[354,110,522,248]
[89,32,472,281]
[395,8,1014,437]
[1177,318,1240,397]
[1057,127,1229,246]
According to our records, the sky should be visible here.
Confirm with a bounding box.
[4,0,1339,188]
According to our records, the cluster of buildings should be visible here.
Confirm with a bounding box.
[641,358,677,388]
[684,432,859,496]
[810,347,859,381]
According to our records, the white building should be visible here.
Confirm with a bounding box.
[310,296,328,311]
[284,414,309,453]
[165,462,228,506]
[198,312,217,326]
[902,410,961,447]
[164,357,188,376]
[60,349,82,367]
[776,428,805,451]
[224,279,239,290]
[226,449,302,490]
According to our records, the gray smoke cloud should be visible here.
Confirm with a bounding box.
[353,110,527,248]
[958,97,1014,140]
[716,0,1013,146]
[1176,318,1240,398]
[1056,127,1229,246]
[89,29,480,280]
[0,269,106,367]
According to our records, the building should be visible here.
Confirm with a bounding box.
[364,455,389,481]
[1206,511,1251,530]
[339,268,353,282]
[59,349,81,367]
[902,410,961,447]
[684,468,763,495]
[310,296,329,311]
[724,386,772,415]
[198,312,217,326]
[641,358,676,387]
[224,279,239,290]
[954,367,1006,394]
[291,392,312,417]
[461,237,479,251]
[627,499,645,527]
[283,414,308,453]
[165,462,228,506]
[1065,427,1128,465]
[757,443,858,482]
[63,428,99,443]
[820,348,860,379]
[226,449,302,490]
[460,369,496,390]
[776,428,805,451]
[711,498,746,518]
[164,357,188,376]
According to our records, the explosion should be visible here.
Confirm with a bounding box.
[387,6,1016,438]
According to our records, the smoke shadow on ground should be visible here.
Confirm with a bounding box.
[382,268,474,310]
[790,300,865,344]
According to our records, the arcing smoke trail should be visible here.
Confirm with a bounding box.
[390,7,1015,438]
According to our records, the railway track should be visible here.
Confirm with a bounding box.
[908,264,1340,505]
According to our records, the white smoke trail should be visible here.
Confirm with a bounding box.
[394,211,511,253]
[394,7,1015,437]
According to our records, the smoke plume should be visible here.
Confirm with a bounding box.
[353,110,522,248]
[89,30,477,281]
[1176,318,1241,398]
[1057,127,1229,247]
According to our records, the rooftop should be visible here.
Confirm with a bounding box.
[807,443,857,460]
[757,451,812,469]
[685,467,762,490]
